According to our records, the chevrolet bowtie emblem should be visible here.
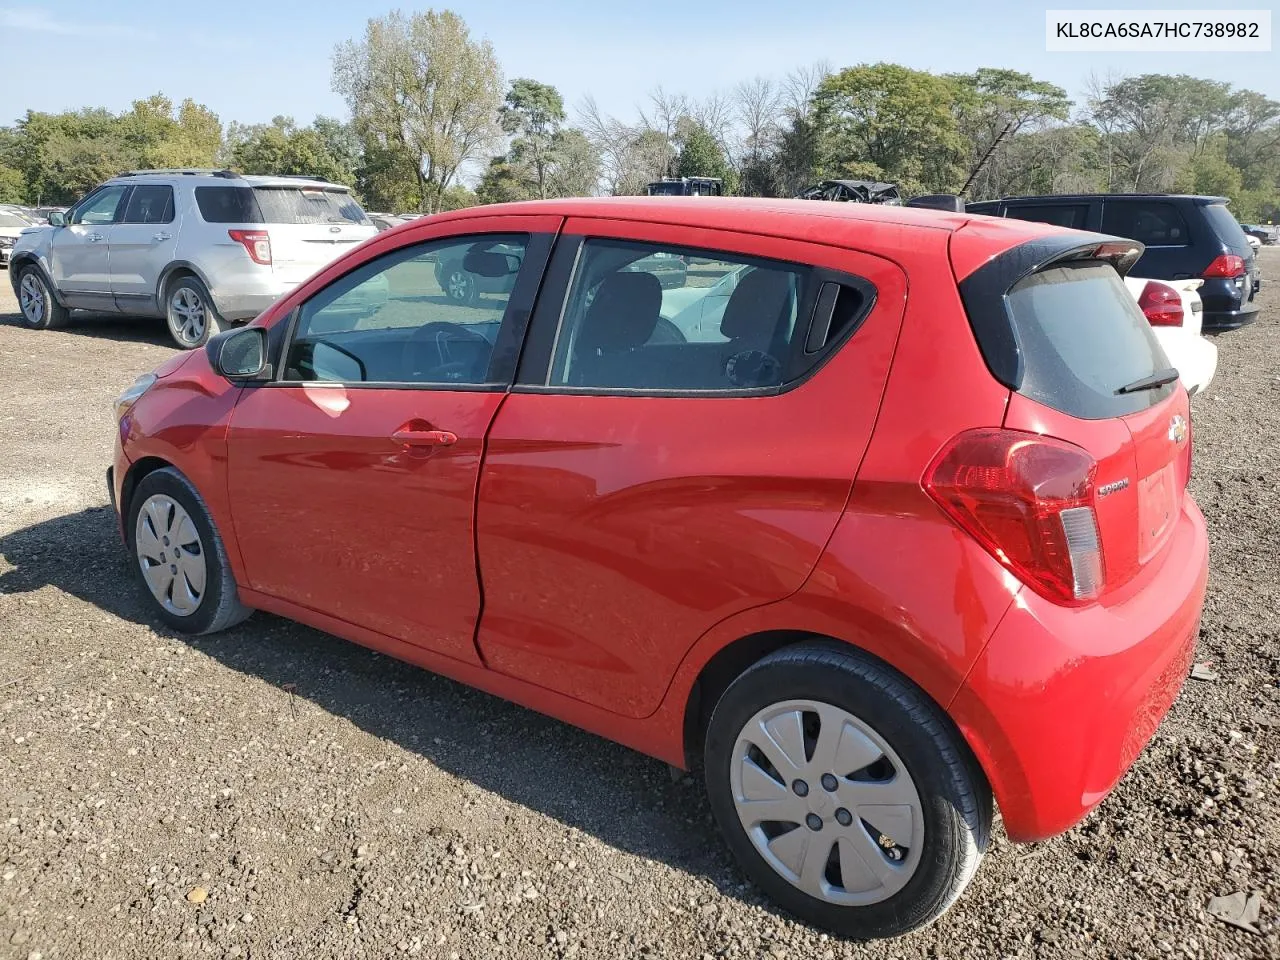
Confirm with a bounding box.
[1169,415,1188,444]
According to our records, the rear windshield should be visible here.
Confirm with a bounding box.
[195,185,370,226]
[1201,203,1252,256]
[1006,262,1175,419]
[253,187,369,225]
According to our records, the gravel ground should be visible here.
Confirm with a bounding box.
[1,253,1278,960]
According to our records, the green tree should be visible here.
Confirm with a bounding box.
[814,63,969,195]
[675,119,730,181]
[501,78,565,199]
[332,9,503,213]
[949,69,1071,199]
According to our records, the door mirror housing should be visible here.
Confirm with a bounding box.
[47,211,66,227]
[209,326,271,381]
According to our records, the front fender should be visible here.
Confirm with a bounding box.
[8,253,68,307]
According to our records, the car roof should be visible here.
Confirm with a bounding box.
[428,196,989,235]
[104,171,351,190]
[988,193,1228,205]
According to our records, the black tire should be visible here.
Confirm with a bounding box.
[440,260,479,306]
[16,265,70,330]
[704,641,991,939]
[126,466,251,635]
[164,275,221,350]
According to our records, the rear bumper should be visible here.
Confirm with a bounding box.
[950,493,1209,842]
[1202,302,1260,331]
[211,290,291,323]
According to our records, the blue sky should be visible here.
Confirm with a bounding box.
[2,0,1276,129]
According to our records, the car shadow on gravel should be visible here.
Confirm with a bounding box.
[0,507,774,913]
[0,309,174,346]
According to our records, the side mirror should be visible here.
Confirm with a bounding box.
[209,326,271,380]
[47,211,66,227]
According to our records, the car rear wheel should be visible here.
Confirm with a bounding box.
[441,260,479,306]
[17,266,70,330]
[127,467,251,635]
[704,642,990,939]
[165,276,221,350]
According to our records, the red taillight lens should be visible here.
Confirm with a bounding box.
[925,429,1103,604]
[1202,254,1245,278]
[228,229,271,266]
[1137,280,1184,327]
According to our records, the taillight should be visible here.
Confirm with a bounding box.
[1137,280,1183,327]
[925,429,1103,604]
[1202,254,1245,278]
[228,230,271,266]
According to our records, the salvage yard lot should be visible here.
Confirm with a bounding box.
[1,252,1278,959]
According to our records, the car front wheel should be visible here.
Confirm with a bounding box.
[17,266,70,330]
[127,467,251,635]
[704,642,991,939]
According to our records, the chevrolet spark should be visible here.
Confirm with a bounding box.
[109,198,1208,939]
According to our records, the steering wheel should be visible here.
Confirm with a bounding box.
[403,322,492,383]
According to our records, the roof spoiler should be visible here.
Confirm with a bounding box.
[905,194,965,213]
[957,234,1146,389]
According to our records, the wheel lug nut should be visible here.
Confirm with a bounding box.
[805,813,823,831]
[791,780,809,797]
[170,565,177,574]
[835,808,853,827]
[821,773,838,792]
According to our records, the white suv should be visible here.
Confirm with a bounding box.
[9,169,379,348]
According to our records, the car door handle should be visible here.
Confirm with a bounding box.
[392,428,458,447]
[152,232,172,242]
[86,233,104,242]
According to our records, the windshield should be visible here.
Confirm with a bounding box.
[1007,262,1174,419]
[646,182,686,196]
[252,187,370,226]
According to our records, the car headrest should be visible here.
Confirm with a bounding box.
[721,268,793,341]
[577,272,662,353]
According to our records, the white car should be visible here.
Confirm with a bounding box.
[0,205,36,268]
[1244,233,1261,253]
[1125,276,1217,396]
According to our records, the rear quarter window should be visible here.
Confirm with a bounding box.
[1008,204,1090,230]
[1101,201,1189,247]
[195,186,263,224]
[1201,203,1253,257]
[1007,262,1175,419]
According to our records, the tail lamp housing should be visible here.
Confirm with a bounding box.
[229,230,272,266]
[1202,254,1245,279]
[925,429,1103,604]
[1137,280,1183,327]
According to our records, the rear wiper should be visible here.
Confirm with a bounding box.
[1116,368,1180,394]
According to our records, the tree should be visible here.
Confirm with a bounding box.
[500,78,565,199]
[228,116,352,184]
[949,69,1070,199]
[814,63,969,195]
[332,9,503,213]
[676,119,730,182]
[578,96,667,195]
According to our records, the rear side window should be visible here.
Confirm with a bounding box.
[1101,201,1188,246]
[253,187,370,225]
[1007,262,1174,418]
[1201,203,1253,256]
[195,186,263,224]
[121,185,175,224]
[1009,204,1089,230]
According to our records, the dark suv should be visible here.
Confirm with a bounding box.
[966,194,1261,330]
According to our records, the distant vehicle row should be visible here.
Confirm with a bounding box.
[9,170,377,348]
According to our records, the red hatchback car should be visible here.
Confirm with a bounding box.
[109,198,1208,938]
